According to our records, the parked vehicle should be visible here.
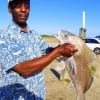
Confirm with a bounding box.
[85,38,100,55]
[95,35,100,40]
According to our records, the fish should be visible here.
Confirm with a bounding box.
[55,30,95,100]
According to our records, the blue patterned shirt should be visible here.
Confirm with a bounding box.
[0,22,49,100]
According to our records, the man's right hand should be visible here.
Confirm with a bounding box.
[56,43,78,57]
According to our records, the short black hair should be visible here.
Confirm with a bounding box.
[8,0,30,9]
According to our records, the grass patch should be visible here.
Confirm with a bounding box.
[41,35,54,38]
[64,79,71,83]
[91,65,96,73]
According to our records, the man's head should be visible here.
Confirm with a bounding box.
[8,0,30,26]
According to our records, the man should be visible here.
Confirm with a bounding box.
[0,0,77,100]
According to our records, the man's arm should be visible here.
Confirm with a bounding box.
[12,43,78,77]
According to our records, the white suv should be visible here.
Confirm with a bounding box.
[85,38,100,55]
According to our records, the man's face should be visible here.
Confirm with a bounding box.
[9,0,30,24]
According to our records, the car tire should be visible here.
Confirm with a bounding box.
[93,47,100,55]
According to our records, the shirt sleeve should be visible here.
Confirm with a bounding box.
[34,32,54,55]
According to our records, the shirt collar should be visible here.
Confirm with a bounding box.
[7,21,31,34]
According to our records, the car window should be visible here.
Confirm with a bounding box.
[85,39,99,43]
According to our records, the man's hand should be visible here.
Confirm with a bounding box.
[56,43,78,57]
